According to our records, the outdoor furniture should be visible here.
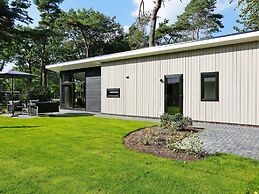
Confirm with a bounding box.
[0,70,35,116]
[7,101,25,114]
[30,102,60,116]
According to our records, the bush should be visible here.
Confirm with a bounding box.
[0,105,7,114]
[160,113,192,130]
[142,128,158,145]
[166,133,203,155]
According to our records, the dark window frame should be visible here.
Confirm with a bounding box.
[107,88,120,98]
[201,72,219,102]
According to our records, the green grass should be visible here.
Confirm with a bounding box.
[0,116,258,193]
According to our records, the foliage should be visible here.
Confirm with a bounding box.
[166,132,203,154]
[160,113,192,130]
[235,0,259,31]
[142,127,158,145]
[155,19,183,45]
[58,8,129,58]
[127,20,149,49]
[0,0,32,41]
[0,0,32,70]
[175,0,224,40]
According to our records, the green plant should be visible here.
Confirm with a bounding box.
[160,113,174,129]
[166,132,203,155]
[166,132,187,152]
[185,133,204,154]
[142,128,157,145]
[160,113,192,130]
[0,105,7,114]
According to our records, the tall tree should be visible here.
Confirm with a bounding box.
[0,0,32,40]
[235,0,259,31]
[58,8,129,59]
[33,0,63,88]
[175,0,224,40]
[138,0,165,47]
[0,0,32,70]
[155,19,183,45]
[127,18,149,49]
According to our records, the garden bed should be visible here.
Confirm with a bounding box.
[124,125,206,161]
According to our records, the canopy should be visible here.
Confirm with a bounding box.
[0,70,35,79]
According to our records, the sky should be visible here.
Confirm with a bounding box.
[5,0,240,70]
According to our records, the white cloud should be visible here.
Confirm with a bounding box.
[131,0,191,24]
[216,0,237,12]
[123,25,130,33]
[131,0,237,24]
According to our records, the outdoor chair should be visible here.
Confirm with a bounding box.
[7,101,25,114]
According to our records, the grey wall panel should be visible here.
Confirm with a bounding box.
[86,76,101,112]
[101,41,259,125]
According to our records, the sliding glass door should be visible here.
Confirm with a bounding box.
[60,71,86,110]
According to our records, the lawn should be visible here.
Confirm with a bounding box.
[0,116,258,193]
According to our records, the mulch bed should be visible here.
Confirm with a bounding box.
[124,126,206,161]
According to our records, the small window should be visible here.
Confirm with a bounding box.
[201,72,219,101]
[107,88,120,98]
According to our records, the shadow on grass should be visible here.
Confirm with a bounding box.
[0,126,41,129]
[46,113,96,118]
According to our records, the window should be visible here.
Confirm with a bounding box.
[201,72,219,101]
[107,88,120,98]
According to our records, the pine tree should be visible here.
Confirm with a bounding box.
[175,0,224,40]
[235,0,259,31]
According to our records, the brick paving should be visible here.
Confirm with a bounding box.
[195,122,259,160]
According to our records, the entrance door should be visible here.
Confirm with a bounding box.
[165,74,183,115]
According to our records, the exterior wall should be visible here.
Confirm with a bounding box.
[101,41,259,126]
[86,67,101,112]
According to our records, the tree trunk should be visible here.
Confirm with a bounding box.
[196,28,200,40]
[149,0,162,47]
[82,34,89,58]
[0,61,5,71]
[28,60,32,84]
[40,40,47,88]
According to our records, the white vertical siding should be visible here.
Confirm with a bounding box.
[101,41,259,125]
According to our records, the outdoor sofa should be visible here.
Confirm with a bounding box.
[30,101,60,116]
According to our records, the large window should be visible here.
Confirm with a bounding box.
[201,72,219,101]
[61,71,86,109]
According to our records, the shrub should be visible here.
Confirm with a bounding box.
[160,113,174,129]
[185,133,203,154]
[142,128,157,145]
[160,113,192,130]
[166,133,203,154]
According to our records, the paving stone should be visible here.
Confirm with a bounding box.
[195,122,259,160]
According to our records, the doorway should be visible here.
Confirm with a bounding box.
[165,74,183,115]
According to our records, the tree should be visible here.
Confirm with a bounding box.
[0,0,32,41]
[58,8,129,58]
[127,19,149,49]
[155,19,183,45]
[0,0,32,71]
[235,0,259,31]
[175,0,224,40]
[33,0,64,88]
[138,0,165,47]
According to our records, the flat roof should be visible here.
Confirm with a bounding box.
[46,31,259,72]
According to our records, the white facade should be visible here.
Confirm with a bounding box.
[46,32,259,126]
[102,41,259,125]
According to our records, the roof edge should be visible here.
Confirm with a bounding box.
[47,31,259,72]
